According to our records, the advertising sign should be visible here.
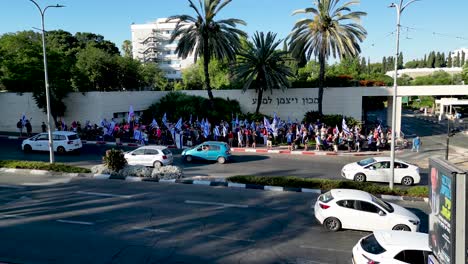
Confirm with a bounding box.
[429,158,456,264]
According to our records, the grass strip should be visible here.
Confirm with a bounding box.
[0,160,91,174]
[227,175,428,198]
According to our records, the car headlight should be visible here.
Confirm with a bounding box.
[409,219,420,225]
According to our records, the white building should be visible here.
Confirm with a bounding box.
[131,18,195,80]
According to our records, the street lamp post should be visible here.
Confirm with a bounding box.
[28,0,64,164]
[389,0,418,190]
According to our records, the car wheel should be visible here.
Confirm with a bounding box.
[217,156,226,164]
[23,145,32,153]
[57,146,66,154]
[353,173,366,182]
[185,155,193,162]
[401,176,414,186]
[153,161,163,168]
[323,217,341,232]
[392,224,410,231]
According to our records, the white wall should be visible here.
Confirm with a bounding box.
[0,88,364,132]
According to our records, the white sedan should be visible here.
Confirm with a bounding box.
[341,157,421,186]
[314,189,420,232]
[352,231,431,264]
[124,146,173,167]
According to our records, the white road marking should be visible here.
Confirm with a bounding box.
[207,235,255,243]
[185,200,248,208]
[300,245,350,253]
[0,214,25,219]
[132,227,171,233]
[76,191,132,199]
[57,219,94,225]
[0,184,25,189]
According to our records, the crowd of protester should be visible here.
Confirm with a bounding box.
[43,116,394,152]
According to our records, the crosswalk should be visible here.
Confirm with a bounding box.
[396,149,467,169]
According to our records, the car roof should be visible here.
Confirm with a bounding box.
[202,141,227,145]
[371,157,409,164]
[39,131,77,136]
[373,231,430,251]
[136,145,168,150]
[330,189,373,201]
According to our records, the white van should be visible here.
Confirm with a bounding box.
[22,131,83,154]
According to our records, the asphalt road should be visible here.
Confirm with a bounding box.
[0,176,430,264]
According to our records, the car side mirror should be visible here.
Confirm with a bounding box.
[131,153,136,156]
[378,210,386,216]
[368,166,375,170]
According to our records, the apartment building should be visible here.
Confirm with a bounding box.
[131,18,195,80]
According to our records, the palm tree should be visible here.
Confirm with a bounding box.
[289,0,367,115]
[168,0,247,100]
[234,31,294,114]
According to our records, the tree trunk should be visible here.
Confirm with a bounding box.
[255,88,264,114]
[318,51,326,116]
[203,39,214,101]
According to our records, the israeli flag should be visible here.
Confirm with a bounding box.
[175,117,183,131]
[162,113,168,128]
[263,117,273,133]
[203,122,210,137]
[214,126,220,137]
[21,113,27,126]
[222,126,228,137]
[342,118,351,135]
[376,125,382,134]
[287,116,292,125]
[334,125,339,135]
[251,121,256,130]
[272,112,279,128]
[127,105,134,123]
[150,118,158,128]
[189,114,192,125]
[107,120,115,136]
[133,129,142,141]
[235,114,239,126]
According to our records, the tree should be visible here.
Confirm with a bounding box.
[434,52,442,68]
[382,57,387,73]
[397,52,403,69]
[234,32,293,114]
[140,62,168,90]
[360,57,366,73]
[462,51,465,67]
[75,32,120,55]
[447,52,452,68]
[122,40,133,58]
[455,52,461,67]
[289,0,367,115]
[168,0,247,101]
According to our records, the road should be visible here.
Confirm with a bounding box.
[0,174,430,264]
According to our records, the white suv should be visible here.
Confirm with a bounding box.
[22,131,83,154]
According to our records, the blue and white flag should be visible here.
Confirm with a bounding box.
[287,116,292,125]
[133,129,142,141]
[272,112,279,128]
[334,125,339,135]
[150,118,158,128]
[214,126,220,137]
[189,114,192,125]
[251,121,256,131]
[342,118,351,135]
[235,114,239,126]
[203,122,210,137]
[162,113,168,128]
[127,105,134,123]
[222,126,228,137]
[107,120,116,136]
[21,113,26,126]
[376,125,382,134]
[263,117,273,133]
[244,119,248,127]
[175,117,183,131]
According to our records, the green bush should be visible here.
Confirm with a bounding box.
[0,160,91,173]
[103,149,127,172]
[227,176,428,197]
[143,92,241,124]
[303,111,359,128]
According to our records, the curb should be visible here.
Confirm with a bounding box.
[231,148,402,157]
[0,168,427,202]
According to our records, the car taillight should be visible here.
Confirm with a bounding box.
[67,141,73,144]
[363,255,380,264]
[319,203,330,209]
[226,150,230,154]
[162,155,167,159]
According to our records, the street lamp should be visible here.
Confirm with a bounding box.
[389,0,418,190]
[28,0,64,164]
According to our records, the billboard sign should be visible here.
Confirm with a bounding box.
[429,158,456,264]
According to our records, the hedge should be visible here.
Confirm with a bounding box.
[227,176,428,198]
[0,160,91,173]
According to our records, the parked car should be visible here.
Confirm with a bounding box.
[352,230,431,264]
[124,146,173,167]
[22,131,82,154]
[314,189,420,232]
[181,141,231,164]
[341,157,421,186]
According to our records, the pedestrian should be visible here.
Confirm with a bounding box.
[228,130,234,147]
[16,119,23,136]
[41,122,47,133]
[237,128,243,148]
[412,136,421,152]
[25,120,32,137]
[286,130,293,151]
[251,129,257,149]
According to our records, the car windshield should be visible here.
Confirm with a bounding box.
[319,191,334,203]
[357,158,376,166]
[162,149,171,155]
[371,195,394,213]
[67,134,79,140]
[361,234,386,255]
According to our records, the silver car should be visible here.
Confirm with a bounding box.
[124,146,173,167]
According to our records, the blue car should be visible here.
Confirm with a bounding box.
[181,141,231,164]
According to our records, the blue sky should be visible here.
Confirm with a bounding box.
[2,0,468,63]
